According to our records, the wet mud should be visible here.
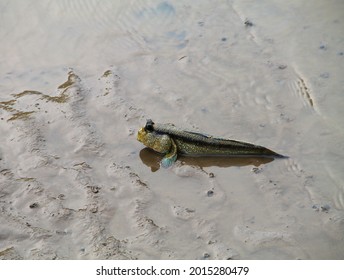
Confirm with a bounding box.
[1,0,344,259]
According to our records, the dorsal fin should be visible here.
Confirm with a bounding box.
[183,130,213,138]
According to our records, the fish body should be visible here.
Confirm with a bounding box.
[137,119,285,167]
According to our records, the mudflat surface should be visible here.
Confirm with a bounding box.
[0,0,344,259]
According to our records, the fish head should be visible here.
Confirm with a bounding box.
[137,125,172,154]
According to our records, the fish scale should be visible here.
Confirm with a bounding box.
[149,120,285,158]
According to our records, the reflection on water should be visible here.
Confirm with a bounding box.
[139,147,274,172]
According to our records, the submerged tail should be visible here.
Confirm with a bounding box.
[263,147,288,158]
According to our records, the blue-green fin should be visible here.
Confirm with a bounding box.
[161,138,178,168]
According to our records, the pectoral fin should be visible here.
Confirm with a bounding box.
[161,138,178,168]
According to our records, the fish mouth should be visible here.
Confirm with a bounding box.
[137,127,147,143]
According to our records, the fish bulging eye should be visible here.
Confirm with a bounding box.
[145,119,155,131]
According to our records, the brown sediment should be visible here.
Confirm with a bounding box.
[16,177,36,182]
[13,90,43,98]
[42,91,69,103]
[101,70,112,78]
[57,72,78,89]
[7,111,35,121]
[12,89,69,104]
[0,100,16,112]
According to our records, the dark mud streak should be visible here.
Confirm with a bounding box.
[297,77,314,107]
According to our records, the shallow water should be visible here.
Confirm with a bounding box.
[0,0,344,259]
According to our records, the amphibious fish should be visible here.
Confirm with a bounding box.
[137,119,285,167]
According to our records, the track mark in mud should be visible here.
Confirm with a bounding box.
[0,70,124,259]
[287,70,315,110]
[172,205,195,220]
[0,69,154,259]
[170,202,236,259]
[192,218,238,260]
[129,172,149,188]
[69,161,138,259]
[98,68,145,122]
[281,158,316,199]
[107,162,170,257]
[99,69,121,96]
[109,161,235,259]
[93,236,134,260]
[296,76,314,107]
[168,164,236,259]
[0,247,23,260]
[233,225,307,258]
[0,175,73,259]
[4,85,69,167]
